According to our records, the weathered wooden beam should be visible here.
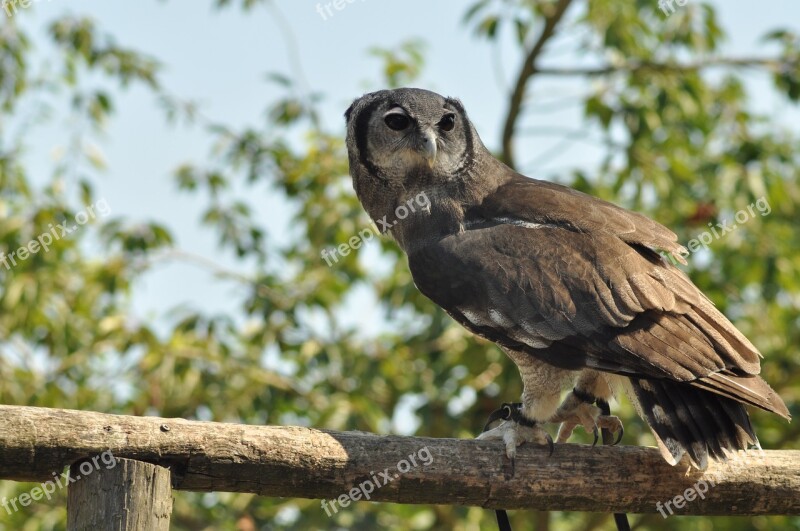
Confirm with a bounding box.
[1,405,799,515]
[67,458,172,530]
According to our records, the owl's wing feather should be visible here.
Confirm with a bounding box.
[474,174,689,262]
[408,177,789,419]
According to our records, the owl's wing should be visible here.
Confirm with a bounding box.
[408,177,788,418]
[472,174,689,263]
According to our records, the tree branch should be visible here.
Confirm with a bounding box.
[2,406,799,515]
[532,57,796,77]
[501,0,574,168]
[501,44,797,168]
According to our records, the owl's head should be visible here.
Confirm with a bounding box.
[345,88,484,189]
[344,88,499,248]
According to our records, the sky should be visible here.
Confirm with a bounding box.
[8,0,800,336]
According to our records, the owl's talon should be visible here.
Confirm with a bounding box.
[596,414,624,443]
[478,419,554,459]
[613,425,624,445]
[479,403,554,465]
[551,391,625,445]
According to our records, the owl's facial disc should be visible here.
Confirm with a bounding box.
[383,106,438,168]
[382,106,438,168]
[348,89,476,185]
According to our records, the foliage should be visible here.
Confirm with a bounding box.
[1,1,799,529]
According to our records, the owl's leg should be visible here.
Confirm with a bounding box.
[548,372,630,530]
[549,370,624,444]
[477,352,572,462]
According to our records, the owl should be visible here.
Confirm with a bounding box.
[344,87,789,470]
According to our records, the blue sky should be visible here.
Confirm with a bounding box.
[10,0,800,335]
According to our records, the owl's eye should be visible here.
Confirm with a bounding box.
[384,113,410,131]
[438,113,456,132]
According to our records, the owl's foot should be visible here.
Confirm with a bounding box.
[550,389,624,445]
[477,402,554,466]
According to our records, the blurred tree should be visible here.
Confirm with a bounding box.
[1,1,798,530]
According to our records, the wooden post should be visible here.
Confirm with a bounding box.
[66,457,172,530]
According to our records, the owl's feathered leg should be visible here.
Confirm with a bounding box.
[478,352,570,464]
[550,371,624,445]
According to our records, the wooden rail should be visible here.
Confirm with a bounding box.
[1,405,799,528]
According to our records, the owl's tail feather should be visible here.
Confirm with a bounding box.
[629,378,762,470]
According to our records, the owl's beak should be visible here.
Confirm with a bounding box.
[420,130,438,167]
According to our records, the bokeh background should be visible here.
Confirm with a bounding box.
[1,0,798,529]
